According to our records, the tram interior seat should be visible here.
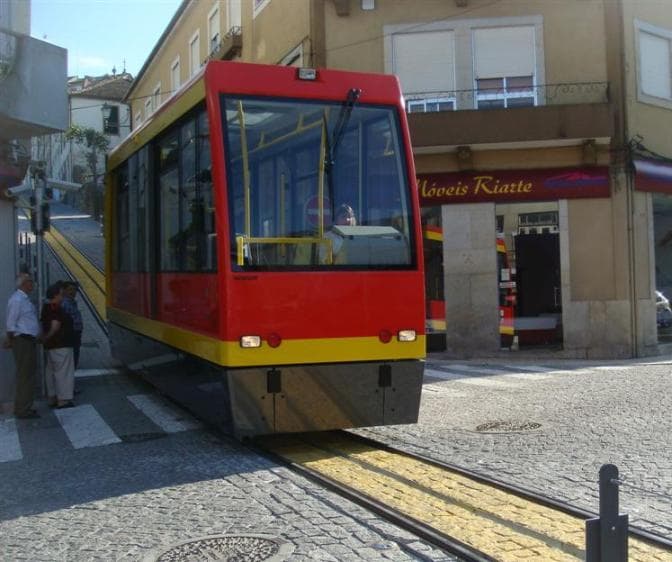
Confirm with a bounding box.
[331,225,408,265]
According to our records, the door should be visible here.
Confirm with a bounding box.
[514,233,562,345]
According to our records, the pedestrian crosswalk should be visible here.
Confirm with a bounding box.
[0,393,202,463]
[423,362,632,388]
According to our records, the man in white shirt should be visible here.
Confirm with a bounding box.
[3,273,41,419]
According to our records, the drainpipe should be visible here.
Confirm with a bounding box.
[605,0,637,356]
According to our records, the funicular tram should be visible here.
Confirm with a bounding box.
[105,61,426,437]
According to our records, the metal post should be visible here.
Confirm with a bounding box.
[586,464,628,562]
[32,170,47,398]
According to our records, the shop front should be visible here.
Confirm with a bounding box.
[635,157,672,347]
[419,166,611,355]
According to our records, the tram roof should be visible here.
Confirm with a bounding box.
[108,67,206,169]
[109,61,406,170]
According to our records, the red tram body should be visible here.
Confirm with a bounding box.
[106,61,425,437]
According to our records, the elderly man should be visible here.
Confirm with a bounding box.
[3,273,41,419]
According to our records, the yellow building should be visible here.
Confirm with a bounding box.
[125,0,672,359]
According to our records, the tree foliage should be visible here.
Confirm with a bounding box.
[64,125,110,182]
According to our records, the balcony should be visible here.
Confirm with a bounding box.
[407,82,612,150]
[208,26,242,62]
[0,28,68,140]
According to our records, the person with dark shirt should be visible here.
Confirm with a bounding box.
[61,280,83,369]
[41,283,75,408]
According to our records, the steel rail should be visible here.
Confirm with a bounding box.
[253,430,672,561]
[347,431,672,552]
[43,226,107,333]
[250,436,494,562]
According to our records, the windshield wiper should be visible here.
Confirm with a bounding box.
[323,88,361,211]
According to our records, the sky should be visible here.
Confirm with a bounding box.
[31,0,183,78]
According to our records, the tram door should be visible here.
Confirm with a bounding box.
[514,232,562,345]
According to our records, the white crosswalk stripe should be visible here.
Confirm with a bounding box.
[423,362,614,388]
[54,404,121,449]
[0,418,22,462]
[127,394,202,433]
[424,367,519,388]
[445,364,515,376]
[424,368,466,381]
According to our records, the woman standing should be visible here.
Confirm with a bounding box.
[40,283,75,408]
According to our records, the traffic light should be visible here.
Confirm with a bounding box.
[41,203,50,232]
[30,203,50,235]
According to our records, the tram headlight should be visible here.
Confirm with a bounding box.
[397,330,417,342]
[240,335,261,348]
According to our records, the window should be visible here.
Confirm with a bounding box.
[385,16,543,111]
[222,96,414,270]
[362,0,375,9]
[152,83,161,112]
[473,26,537,109]
[189,31,200,76]
[115,165,130,271]
[279,44,303,67]
[392,31,456,113]
[407,98,454,113]
[157,109,216,272]
[208,4,220,54]
[134,109,143,130]
[103,105,119,135]
[144,98,152,118]
[637,21,672,104]
[476,75,535,109]
[170,57,181,93]
[227,0,241,30]
[253,0,270,18]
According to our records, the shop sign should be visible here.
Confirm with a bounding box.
[417,167,610,206]
[634,158,672,194]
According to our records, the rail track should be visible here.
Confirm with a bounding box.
[256,431,672,561]
[43,226,107,330]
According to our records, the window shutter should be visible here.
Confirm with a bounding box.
[640,31,671,99]
[392,31,455,96]
[474,26,536,79]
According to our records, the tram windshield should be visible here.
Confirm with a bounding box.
[222,95,414,270]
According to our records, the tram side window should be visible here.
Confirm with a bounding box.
[158,108,217,273]
[159,132,180,271]
[127,154,139,270]
[137,147,150,272]
[197,111,216,271]
[115,165,131,271]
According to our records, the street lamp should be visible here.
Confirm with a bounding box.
[101,103,112,132]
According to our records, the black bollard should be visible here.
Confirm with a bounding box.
[586,464,628,562]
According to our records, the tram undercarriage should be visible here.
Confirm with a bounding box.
[110,323,423,438]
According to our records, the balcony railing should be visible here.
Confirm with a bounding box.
[207,26,242,62]
[404,81,609,114]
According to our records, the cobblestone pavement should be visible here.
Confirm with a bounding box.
[2,204,455,561]
[0,372,455,562]
[356,358,672,540]
[5,203,670,560]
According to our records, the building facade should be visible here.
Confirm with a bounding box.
[0,0,67,412]
[32,72,132,219]
[126,0,672,359]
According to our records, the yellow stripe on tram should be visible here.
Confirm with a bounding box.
[44,227,106,321]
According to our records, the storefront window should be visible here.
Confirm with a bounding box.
[653,194,672,342]
[421,207,445,349]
